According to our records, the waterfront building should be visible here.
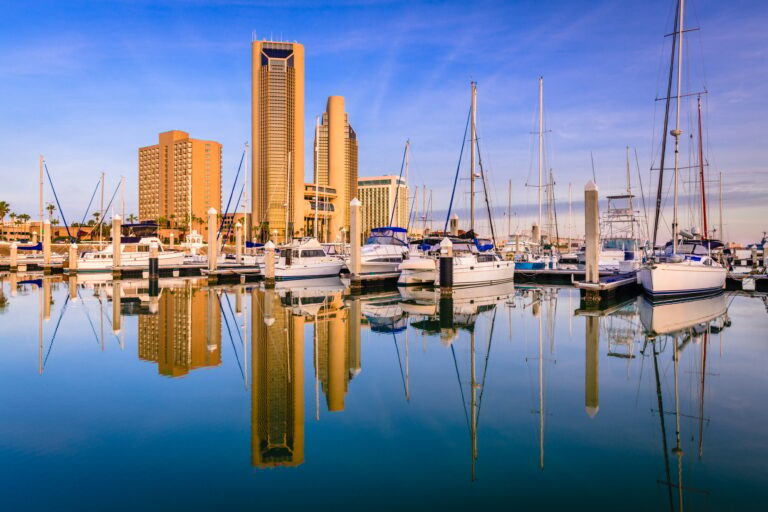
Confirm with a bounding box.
[313,96,358,242]
[138,130,222,241]
[251,288,304,467]
[251,40,305,243]
[357,175,408,239]
[138,284,221,377]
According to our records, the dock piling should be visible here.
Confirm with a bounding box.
[9,242,17,271]
[584,180,600,303]
[439,237,454,296]
[264,240,275,288]
[68,243,78,273]
[207,207,218,272]
[149,242,159,279]
[112,215,122,269]
[350,198,362,291]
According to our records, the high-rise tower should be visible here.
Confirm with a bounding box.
[251,41,305,242]
[314,96,358,242]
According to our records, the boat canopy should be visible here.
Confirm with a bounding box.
[366,227,408,246]
[458,230,494,252]
[17,242,43,251]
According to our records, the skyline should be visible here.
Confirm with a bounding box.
[1,0,766,243]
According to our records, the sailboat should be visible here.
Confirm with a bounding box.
[515,77,558,270]
[638,0,726,298]
[435,81,515,287]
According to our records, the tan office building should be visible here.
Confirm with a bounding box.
[251,288,304,467]
[138,284,221,377]
[251,40,305,242]
[313,96,358,242]
[138,130,221,241]
[358,176,408,238]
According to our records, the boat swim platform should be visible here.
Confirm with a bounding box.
[514,267,619,285]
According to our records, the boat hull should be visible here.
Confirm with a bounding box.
[436,257,515,287]
[638,261,726,299]
[272,260,344,280]
[73,252,186,273]
[397,257,437,286]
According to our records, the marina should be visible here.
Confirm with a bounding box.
[2,0,767,509]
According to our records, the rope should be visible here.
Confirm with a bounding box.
[217,292,245,380]
[389,143,408,227]
[43,163,74,241]
[218,150,246,238]
[443,106,472,234]
[43,294,71,367]
[78,180,101,236]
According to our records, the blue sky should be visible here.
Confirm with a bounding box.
[1,0,765,242]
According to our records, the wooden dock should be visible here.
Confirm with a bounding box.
[574,272,641,304]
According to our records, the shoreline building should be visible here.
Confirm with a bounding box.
[358,175,408,239]
[313,96,358,242]
[138,130,221,241]
[251,40,305,243]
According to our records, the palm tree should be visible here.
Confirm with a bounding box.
[127,213,137,224]
[92,211,101,240]
[51,219,60,226]
[0,201,9,225]
[18,213,30,224]
[46,203,56,221]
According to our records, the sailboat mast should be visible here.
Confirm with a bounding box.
[627,147,635,240]
[244,142,249,242]
[470,81,477,233]
[39,155,44,238]
[507,179,512,238]
[652,0,681,249]
[100,172,105,246]
[538,77,544,241]
[568,182,573,250]
[671,0,685,255]
[697,96,708,238]
[718,172,723,241]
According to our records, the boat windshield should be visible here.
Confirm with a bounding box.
[602,238,637,251]
[366,227,407,246]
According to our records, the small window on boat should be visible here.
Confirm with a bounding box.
[300,250,326,258]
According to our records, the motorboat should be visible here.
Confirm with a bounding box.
[72,236,186,273]
[345,226,409,280]
[434,236,515,287]
[268,237,344,280]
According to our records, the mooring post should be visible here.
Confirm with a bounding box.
[439,237,454,296]
[584,180,600,303]
[9,242,17,271]
[68,243,78,273]
[235,222,243,265]
[450,214,459,237]
[350,198,362,290]
[112,214,122,269]
[585,315,599,418]
[207,207,218,273]
[264,240,275,288]
[42,219,51,267]
[532,223,540,252]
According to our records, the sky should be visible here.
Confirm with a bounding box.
[0,0,766,243]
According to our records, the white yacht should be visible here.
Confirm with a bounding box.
[434,239,515,287]
[347,227,409,280]
[268,238,344,280]
[73,237,185,273]
[397,236,446,286]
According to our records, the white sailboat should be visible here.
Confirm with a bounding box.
[639,0,726,298]
[516,77,558,270]
[435,81,514,287]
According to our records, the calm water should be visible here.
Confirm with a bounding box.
[1,274,767,511]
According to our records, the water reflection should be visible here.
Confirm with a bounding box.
[2,272,767,509]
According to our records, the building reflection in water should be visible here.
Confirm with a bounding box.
[250,287,305,468]
[136,281,222,377]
